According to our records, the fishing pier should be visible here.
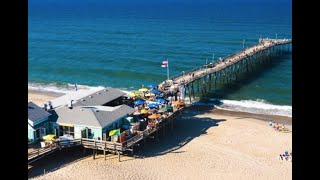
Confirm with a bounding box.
[162,38,292,103]
[28,38,291,165]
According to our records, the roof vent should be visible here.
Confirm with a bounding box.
[81,99,85,101]
[68,100,73,109]
[103,89,107,91]
[95,109,99,112]
[81,109,83,111]
[89,95,93,98]
[97,92,101,95]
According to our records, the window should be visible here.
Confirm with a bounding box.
[59,126,75,137]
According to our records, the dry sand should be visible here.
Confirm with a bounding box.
[28,90,64,106]
[28,103,292,180]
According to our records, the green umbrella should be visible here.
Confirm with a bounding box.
[160,106,173,111]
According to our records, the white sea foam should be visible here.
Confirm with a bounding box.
[195,98,292,117]
[29,82,132,96]
[28,82,74,94]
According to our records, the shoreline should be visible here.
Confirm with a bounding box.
[187,105,292,125]
[28,88,292,123]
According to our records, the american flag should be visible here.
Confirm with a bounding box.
[161,60,168,67]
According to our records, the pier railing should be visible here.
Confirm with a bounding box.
[28,139,82,164]
[168,39,291,84]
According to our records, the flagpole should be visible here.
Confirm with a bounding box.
[167,59,169,81]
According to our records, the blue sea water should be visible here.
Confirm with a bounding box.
[28,1,292,116]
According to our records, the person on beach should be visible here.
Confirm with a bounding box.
[269,121,272,126]
[278,154,283,161]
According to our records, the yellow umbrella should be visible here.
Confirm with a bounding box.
[139,88,148,92]
[174,101,184,106]
[130,91,139,97]
[140,109,149,114]
[148,114,161,119]
[42,134,56,141]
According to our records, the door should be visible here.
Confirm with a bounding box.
[81,128,87,138]
[35,129,40,140]
[40,128,46,139]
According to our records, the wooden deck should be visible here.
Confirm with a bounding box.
[28,108,184,164]
[28,139,82,164]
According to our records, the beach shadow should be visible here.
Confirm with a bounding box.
[28,108,225,177]
[128,109,226,159]
[28,146,91,179]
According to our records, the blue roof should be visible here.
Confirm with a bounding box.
[28,102,51,122]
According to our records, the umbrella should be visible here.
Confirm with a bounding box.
[160,106,173,111]
[134,99,145,105]
[148,114,161,119]
[147,84,157,89]
[174,101,185,106]
[151,89,161,95]
[148,103,159,108]
[155,98,166,104]
[42,134,56,141]
[139,88,148,92]
[130,91,139,97]
[140,109,149,114]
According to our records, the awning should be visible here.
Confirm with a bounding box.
[58,123,74,127]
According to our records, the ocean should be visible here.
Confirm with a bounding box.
[28,1,292,117]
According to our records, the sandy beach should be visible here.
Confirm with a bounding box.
[28,89,64,106]
[28,90,292,180]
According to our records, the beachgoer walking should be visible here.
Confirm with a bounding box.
[269,121,272,126]
[278,154,283,161]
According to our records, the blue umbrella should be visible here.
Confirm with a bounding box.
[147,84,157,89]
[155,98,166,104]
[151,89,161,95]
[148,103,159,108]
[134,99,145,105]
